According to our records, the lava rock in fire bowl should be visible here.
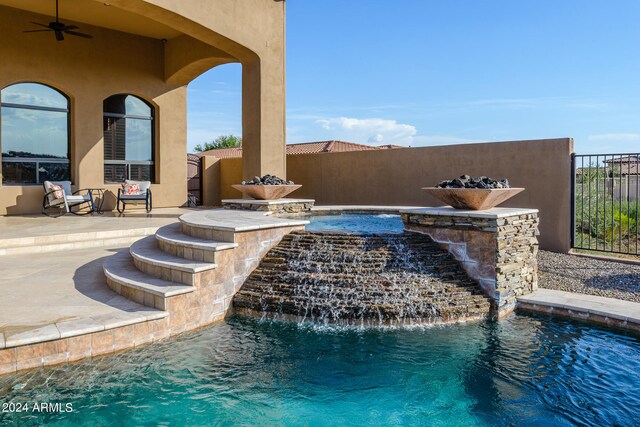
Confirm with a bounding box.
[422,175,524,210]
[233,175,302,200]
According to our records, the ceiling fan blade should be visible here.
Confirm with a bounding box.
[30,21,52,29]
[64,25,78,31]
[55,30,64,41]
[24,29,53,33]
[65,30,92,39]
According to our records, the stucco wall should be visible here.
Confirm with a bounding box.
[116,0,288,180]
[213,138,574,252]
[0,6,182,214]
[0,0,286,214]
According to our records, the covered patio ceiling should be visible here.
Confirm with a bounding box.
[0,0,182,40]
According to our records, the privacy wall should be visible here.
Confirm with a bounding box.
[213,138,574,252]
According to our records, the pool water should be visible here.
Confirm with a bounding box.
[1,314,639,426]
[305,213,404,234]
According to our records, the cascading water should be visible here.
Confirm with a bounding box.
[233,231,492,326]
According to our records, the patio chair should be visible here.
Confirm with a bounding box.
[42,181,95,217]
[116,180,152,213]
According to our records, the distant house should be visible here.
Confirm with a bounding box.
[604,156,640,176]
[576,156,640,178]
[196,140,404,159]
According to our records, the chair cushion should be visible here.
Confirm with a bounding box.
[50,184,64,200]
[125,180,150,193]
[50,195,89,206]
[67,195,90,204]
[51,181,72,195]
[44,180,72,204]
[120,194,147,200]
[122,183,141,195]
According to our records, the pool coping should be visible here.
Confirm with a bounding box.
[517,289,640,333]
[180,209,309,231]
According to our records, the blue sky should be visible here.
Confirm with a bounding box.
[187,0,640,154]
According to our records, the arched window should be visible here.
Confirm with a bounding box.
[1,83,70,185]
[103,95,155,183]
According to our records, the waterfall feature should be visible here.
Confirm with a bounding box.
[233,231,492,326]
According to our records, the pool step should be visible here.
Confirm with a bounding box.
[155,223,238,262]
[130,236,217,286]
[104,250,195,310]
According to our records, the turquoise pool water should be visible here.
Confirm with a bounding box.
[1,314,639,426]
[305,213,404,234]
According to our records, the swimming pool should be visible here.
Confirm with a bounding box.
[304,213,404,234]
[1,314,638,426]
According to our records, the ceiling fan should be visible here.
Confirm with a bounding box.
[24,0,92,41]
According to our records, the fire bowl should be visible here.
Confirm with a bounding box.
[421,187,524,210]
[232,184,302,200]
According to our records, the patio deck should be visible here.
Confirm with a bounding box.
[0,208,196,351]
[0,208,197,255]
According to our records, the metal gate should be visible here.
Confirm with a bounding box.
[572,152,640,255]
[187,154,202,206]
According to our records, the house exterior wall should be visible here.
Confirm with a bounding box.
[212,138,574,253]
[0,0,286,215]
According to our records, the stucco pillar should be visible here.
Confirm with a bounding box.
[241,56,286,181]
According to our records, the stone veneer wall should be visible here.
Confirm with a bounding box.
[402,210,539,316]
[0,224,304,375]
[222,200,315,214]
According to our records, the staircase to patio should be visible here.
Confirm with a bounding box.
[101,210,308,335]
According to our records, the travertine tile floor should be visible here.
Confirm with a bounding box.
[0,243,167,348]
[0,209,196,348]
[0,207,195,241]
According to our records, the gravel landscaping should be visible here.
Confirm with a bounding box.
[538,250,640,303]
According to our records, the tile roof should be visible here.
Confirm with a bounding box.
[195,140,404,159]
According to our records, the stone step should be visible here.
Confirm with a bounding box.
[104,250,195,309]
[0,235,149,256]
[155,223,238,262]
[130,236,217,286]
[233,298,490,320]
[242,277,481,291]
[236,287,487,303]
[246,271,479,286]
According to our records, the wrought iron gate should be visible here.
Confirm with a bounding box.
[572,152,640,255]
[187,154,202,206]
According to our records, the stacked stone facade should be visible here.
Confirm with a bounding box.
[222,199,315,214]
[402,208,539,316]
[234,232,492,325]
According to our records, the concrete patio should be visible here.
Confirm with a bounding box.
[0,208,198,255]
[0,208,201,353]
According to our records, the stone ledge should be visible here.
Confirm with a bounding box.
[180,209,309,232]
[0,306,168,350]
[400,206,539,219]
[517,289,640,327]
[222,198,315,205]
[222,198,315,214]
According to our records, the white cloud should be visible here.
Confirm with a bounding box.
[314,117,417,145]
[587,133,640,142]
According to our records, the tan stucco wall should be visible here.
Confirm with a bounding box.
[214,138,574,253]
[219,157,244,201]
[0,0,286,214]
[111,0,287,180]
